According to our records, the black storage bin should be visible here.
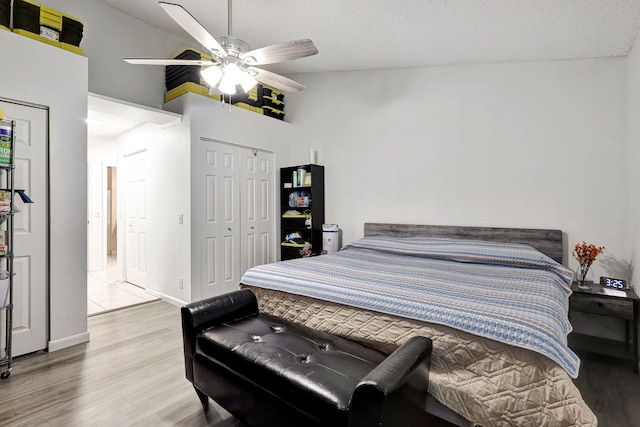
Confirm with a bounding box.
[229,92,259,107]
[12,0,40,34]
[0,0,10,29]
[173,48,203,60]
[263,86,285,102]
[262,96,285,110]
[281,244,306,261]
[166,66,202,91]
[165,49,211,90]
[263,106,285,120]
[165,49,203,79]
[60,14,83,46]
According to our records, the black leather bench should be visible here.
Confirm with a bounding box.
[181,289,434,427]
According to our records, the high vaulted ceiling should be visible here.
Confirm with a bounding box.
[97,0,640,75]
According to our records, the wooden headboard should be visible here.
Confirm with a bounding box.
[364,223,564,264]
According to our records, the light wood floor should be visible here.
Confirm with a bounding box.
[0,300,638,427]
[0,301,243,427]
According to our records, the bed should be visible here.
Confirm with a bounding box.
[240,223,597,427]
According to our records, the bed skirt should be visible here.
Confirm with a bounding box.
[243,285,597,427]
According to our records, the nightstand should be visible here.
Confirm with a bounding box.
[568,282,639,373]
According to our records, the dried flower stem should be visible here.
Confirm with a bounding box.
[572,241,605,267]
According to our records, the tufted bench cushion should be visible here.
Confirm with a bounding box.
[182,289,434,427]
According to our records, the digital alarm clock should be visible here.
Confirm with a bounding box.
[599,276,627,289]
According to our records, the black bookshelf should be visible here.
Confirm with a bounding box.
[280,164,325,260]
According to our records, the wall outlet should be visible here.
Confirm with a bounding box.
[178,277,183,289]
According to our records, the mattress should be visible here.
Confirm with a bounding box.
[244,285,597,427]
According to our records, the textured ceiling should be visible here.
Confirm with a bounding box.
[96,0,640,75]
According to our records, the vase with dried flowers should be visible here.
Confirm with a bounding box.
[572,241,605,289]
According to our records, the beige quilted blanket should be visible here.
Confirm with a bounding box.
[245,286,597,427]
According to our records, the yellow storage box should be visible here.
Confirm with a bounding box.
[164,82,221,104]
[12,0,83,55]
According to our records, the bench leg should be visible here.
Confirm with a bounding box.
[194,385,209,408]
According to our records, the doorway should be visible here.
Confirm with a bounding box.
[107,166,117,258]
[86,93,181,315]
[86,150,157,316]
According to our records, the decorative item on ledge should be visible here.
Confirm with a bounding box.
[572,241,605,289]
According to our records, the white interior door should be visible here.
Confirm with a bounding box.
[0,100,48,356]
[202,141,240,298]
[240,149,274,273]
[124,151,147,288]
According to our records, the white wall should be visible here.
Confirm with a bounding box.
[45,0,192,109]
[116,120,190,304]
[628,36,640,289]
[0,30,89,350]
[286,58,630,280]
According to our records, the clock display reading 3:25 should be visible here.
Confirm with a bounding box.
[600,276,627,289]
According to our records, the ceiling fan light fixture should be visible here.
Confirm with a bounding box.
[238,70,258,92]
[218,65,239,95]
[201,65,223,87]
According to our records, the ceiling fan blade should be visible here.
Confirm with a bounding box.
[248,68,305,93]
[242,39,318,65]
[124,58,215,66]
[159,1,227,57]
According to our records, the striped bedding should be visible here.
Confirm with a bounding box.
[240,236,579,378]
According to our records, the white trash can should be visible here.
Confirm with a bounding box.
[322,224,340,253]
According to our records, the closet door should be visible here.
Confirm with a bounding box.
[202,141,240,298]
[240,149,274,274]
[0,100,48,356]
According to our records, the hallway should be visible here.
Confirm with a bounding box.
[87,257,158,316]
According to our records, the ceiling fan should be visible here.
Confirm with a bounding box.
[124,1,318,95]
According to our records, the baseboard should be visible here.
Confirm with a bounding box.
[146,288,186,307]
[48,331,90,352]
